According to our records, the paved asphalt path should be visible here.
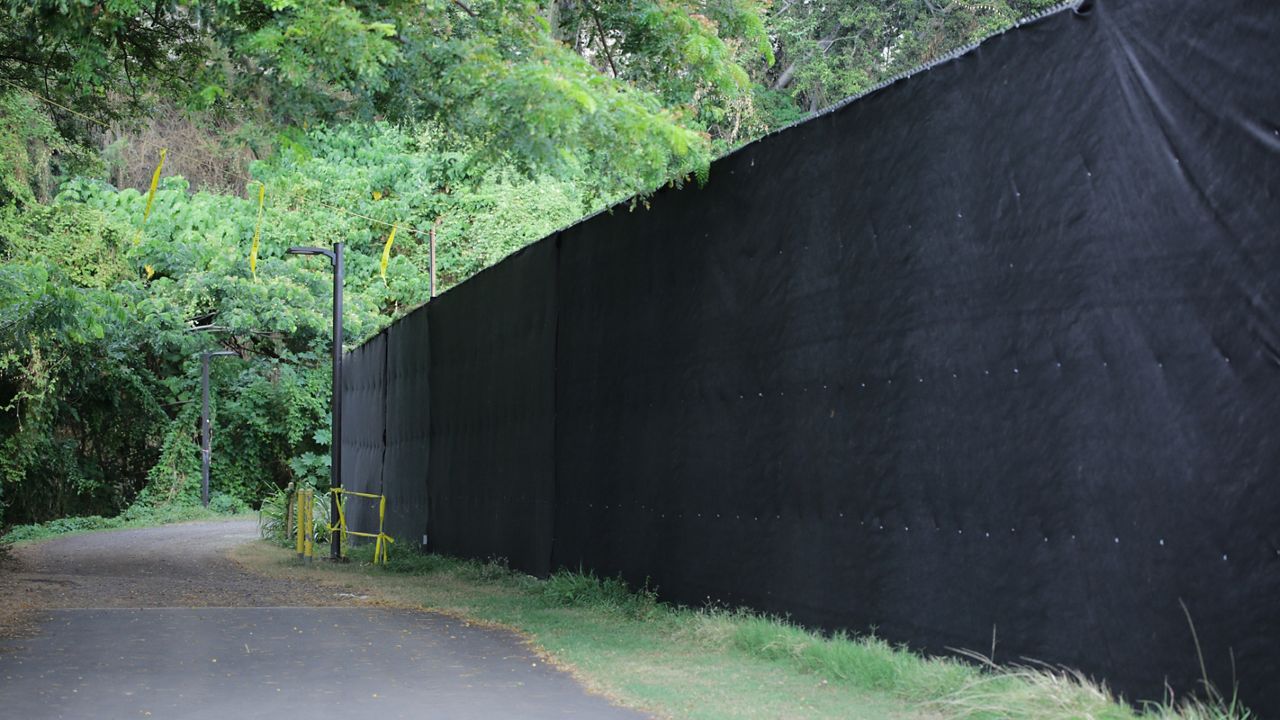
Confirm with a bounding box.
[0,520,646,719]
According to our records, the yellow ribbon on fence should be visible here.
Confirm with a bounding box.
[143,148,166,221]
[134,148,167,245]
[380,224,397,284]
[250,182,265,279]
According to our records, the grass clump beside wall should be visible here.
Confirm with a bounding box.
[237,540,1252,720]
[1,497,247,544]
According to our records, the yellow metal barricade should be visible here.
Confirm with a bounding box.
[329,488,394,564]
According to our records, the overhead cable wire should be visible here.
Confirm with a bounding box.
[0,77,111,129]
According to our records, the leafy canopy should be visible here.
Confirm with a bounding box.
[2,1,774,196]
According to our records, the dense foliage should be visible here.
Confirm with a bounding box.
[1,118,582,524]
[1,0,1060,527]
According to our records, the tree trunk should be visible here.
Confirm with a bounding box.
[772,29,844,91]
[771,61,799,91]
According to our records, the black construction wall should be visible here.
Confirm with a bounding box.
[343,0,1280,713]
[425,240,557,576]
[338,332,385,535]
[381,308,430,543]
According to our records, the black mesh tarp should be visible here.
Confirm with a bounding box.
[344,0,1280,712]
[338,332,385,535]
[426,239,557,575]
[382,307,430,543]
[553,0,1280,709]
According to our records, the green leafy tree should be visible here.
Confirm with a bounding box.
[760,0,1062,115]
[2,1,773,197]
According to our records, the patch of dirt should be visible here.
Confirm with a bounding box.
[0,544,43,640]
[0,519,364,638]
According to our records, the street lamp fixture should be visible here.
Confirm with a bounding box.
[287,243,344,562]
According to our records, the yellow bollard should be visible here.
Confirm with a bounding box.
[295,489,304,560]
[303,489,314,562]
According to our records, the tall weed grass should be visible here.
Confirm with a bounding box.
[343,544,1253,720]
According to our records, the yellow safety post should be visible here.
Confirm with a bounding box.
[303,489,315,562]
[295,488,304,560]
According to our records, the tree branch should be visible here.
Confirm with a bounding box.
[585,2,618,78]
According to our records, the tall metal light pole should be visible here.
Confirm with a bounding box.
[201,350,239,507]
[287,242,343,561]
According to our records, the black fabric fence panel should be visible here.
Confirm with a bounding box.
[382,308,430,543]
[343,0,1279,712]
[425,240,557,576]
[338,332,386,536]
